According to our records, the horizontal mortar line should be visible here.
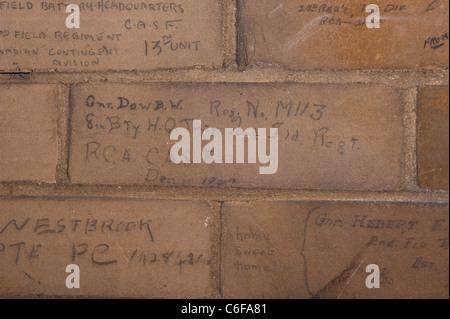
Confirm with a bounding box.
[0,69,448,82]
[0,81,448,86]
[0,65,447,72]
[0,186,448,204]
[0,63,448,73]
[0,79,448,89]
[0,74,448,81]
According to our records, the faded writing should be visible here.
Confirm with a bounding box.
[0,0,222,71]
[223,203,449,298]
[69,83,402,190]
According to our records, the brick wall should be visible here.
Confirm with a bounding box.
[0,0,448,299]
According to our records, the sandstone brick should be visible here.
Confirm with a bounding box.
[0,198,216,298]
[239,0,449,70]
[69,83,403,190]
[221,201,449,299]
[0,0,222,72]
[417,86,449,190]
[0,84,59,183]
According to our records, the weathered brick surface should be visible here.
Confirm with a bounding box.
[221,201,449,299]
[0,84,59,183]
[0,0,447,302]
[0,198,216,298]
[69,83,403,190]
[417,86,449,190]
[238,0,449,70]
[0,0,223,72]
